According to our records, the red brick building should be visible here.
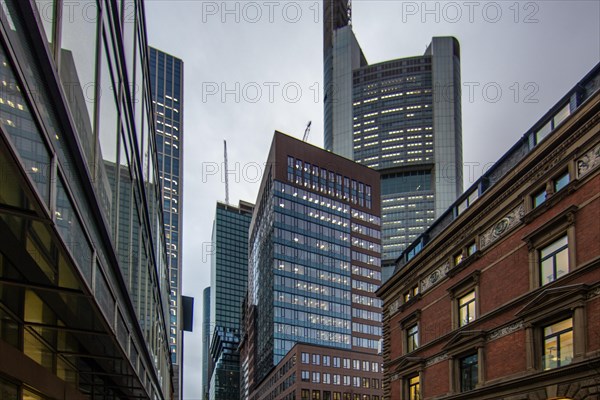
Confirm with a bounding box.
[377,65,600,400]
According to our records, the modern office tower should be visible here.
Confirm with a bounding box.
[241,132,383,400]
[324,1,463,268]
[208,200,254,400]
[378,63,600,400]
[0,1,173,399]
[148,46,184,399]
[202,287,212,400]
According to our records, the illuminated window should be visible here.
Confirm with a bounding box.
[543,318,573,370]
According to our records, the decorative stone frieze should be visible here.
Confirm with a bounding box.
[480,204,525,250]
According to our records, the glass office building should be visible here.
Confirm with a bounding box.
[324,0,463,267]
[0,1,173,398]
[149,46,184,398]
[208,201,254,400]
[242,132,383,399]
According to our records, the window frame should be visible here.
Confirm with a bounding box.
[458,353,479,392]
[448,271,480,330]
[542,317,574,370]
[523,205,577,290]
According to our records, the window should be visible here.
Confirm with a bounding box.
[323,355,331,366]
[467,242,477,256]
[302,389,310,400]
[372,378,379,389]
[333,357,340,368]
[458,291,476,327]
[333,374,341,385]
[407,324,419,352]
[324,392,331,400]
[408,375,420,400]
[543,318,573,370]
[313,354,321,365]
[343,358,350,369]
[312,372,321,383]
[540,235,568,285]
[533,188,547,208]
[301,370,310,382]
[362,377,370,388]
[362,360,370,371]
[343,375,350,386]
[302,352,310,364]
[459,354,478,391]
[353,376,360,387]
[372,362,379,372]
[353,359,360,370]
[554,171,570,192]
[323,373,331,384]
[454,252,463,266]
[313,390,321,400]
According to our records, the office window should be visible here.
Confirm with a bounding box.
[302,390,310,400]
[362,377,369,388]
[323,355,331,366]
[407,375,420,400]
[312,372,321,383]
[334,357,341,368]
[459,354,478,391]
[333,374,341,385]
[372,362,379,372]
[407,324,419,352]
[343,358,350,369]
[543,318,573,370]
[301,370,310,382]
[302,352,310,364]
[343,375,350,386]
[353,359,360,370]
[313,354,321,365]
[353,376,360,387]
[362,360,369,371]
[458,291,476,327]
[540,235,568,285]
[323,373,331,384]
[313,390,321,400]
[324,392,332,400]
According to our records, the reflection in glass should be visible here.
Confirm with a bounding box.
[59,0,97,166]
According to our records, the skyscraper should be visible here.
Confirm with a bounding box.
[324,1,463,268]
[202,287,212,399]
[241,132,383,400]
[0,1,173,399]
[209,200,254,400]
[149,46,184,398]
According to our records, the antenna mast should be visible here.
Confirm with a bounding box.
[224,140,229,205]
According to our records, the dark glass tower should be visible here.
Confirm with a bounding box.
[0,1,172,398]
[323,2,463,270]
[149,46,184,397]
[209,201,254,400]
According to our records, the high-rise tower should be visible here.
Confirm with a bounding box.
[0,1,173,398]
[149,46,184,397]
[324,2,463,269]
[209,200,254,400]
[241,132,383,400]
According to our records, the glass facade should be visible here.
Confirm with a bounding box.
[148,47,184,398]
[209,202,253,400]
[247,133,382,391]
[351,38,462,262]
[324,2,463,264]
[0,1,172,398]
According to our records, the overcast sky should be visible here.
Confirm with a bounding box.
[144,1,600,398]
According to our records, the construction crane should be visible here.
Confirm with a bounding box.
[303,121,312,142]
[224,140,229,205]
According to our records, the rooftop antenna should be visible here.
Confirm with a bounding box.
[303,121,312,142]
[224,140,229,205]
